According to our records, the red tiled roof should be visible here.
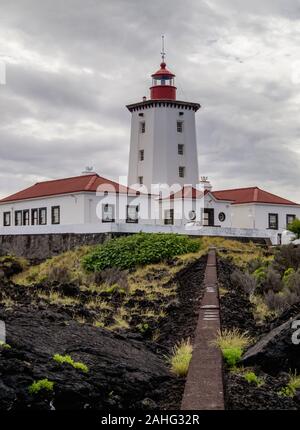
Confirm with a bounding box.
[162,186,299,206]
[0,174,136,203]
[212,187,299,206]
[165,186,208,200]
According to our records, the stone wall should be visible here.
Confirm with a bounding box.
[0,230,271,262]
[0,233,114,261]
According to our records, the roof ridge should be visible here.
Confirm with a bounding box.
[35,173,99,185]
[213,186,258,193]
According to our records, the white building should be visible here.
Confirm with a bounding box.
[0,55,299,244]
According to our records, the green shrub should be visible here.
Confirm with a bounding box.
[287,218,300,240]
[244,371,263,387]
[283,268,296,285]
[223,347,243,367]
[0,341,11,350]
[82,233,201,271]
[213,329,252,368]
[168,339,193,377]
[53,354,89,373]
[29,379,54,395]
[253,267,267,284]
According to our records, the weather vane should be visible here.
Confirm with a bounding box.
[161,35,166,62]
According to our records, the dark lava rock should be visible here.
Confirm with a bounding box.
[0,306,171,410]
[0,256,23,279]
[218,258,258,337]
[60,283,81,297]
[157,256,206,350]
[225,372,298,410]
[242,313,300,374]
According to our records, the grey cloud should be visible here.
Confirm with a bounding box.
[0,0,300,202]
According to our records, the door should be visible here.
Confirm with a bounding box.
[203,209,215,226]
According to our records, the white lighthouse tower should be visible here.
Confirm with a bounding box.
[127,48,200,191]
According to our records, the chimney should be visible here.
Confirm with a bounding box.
[199,176,212,192]
[81,166,96,175]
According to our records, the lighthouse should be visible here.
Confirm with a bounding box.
[127,46,201,191]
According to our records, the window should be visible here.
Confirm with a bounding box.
[138,113,144,117]
[179,112,184,116]
[139,150,144,161]
[140,121,146,133]
[39,208,47,225]
[31,209,38,225]
[179,166,185,178]
[287,214,296,228]
[138,176,143,185]
[177,121,183,133]
[268,213,278,230]
[15,211,22,226]
[164,209,174,225]
[218,212,226,223]
[3,212,11,227]
[102,204,115,223]
[178,144,184,155]
[23,210,30,226]
[126,205,139,224]
[51,206,60,225]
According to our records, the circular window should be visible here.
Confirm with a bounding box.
[189,210,196,221]
[218,212,226,223]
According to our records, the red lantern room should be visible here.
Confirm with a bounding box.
[150,61,177,100]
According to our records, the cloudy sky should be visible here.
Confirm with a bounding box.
[0,0,300,201]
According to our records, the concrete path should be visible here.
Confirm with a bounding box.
[181,248,224,410]
[0,320,6,343]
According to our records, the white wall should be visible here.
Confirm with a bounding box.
[159,195,232,227]
[0,193,86,228]
[232,203,300,231]
[0,222,278,244]
[128,104,199,189]
[83,193,155,225]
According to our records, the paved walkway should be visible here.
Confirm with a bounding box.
[0,320,6,343]
[181,248,224,410]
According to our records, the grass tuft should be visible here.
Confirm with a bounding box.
[168,339,193,377]
[279,371,300,398]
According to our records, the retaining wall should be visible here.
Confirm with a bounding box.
[0,233,113,261]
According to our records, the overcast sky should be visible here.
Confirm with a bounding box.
[0,0,300,201]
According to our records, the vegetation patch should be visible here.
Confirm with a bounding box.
[82,233,201,271]
[53,354,89,373]
[214,329,252,368]
[244,371,264,387]
[0,341,11,350]
[287,218,300,240]
[13,246,93,286]
[279,372,300,398]
[28,379,54,395]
